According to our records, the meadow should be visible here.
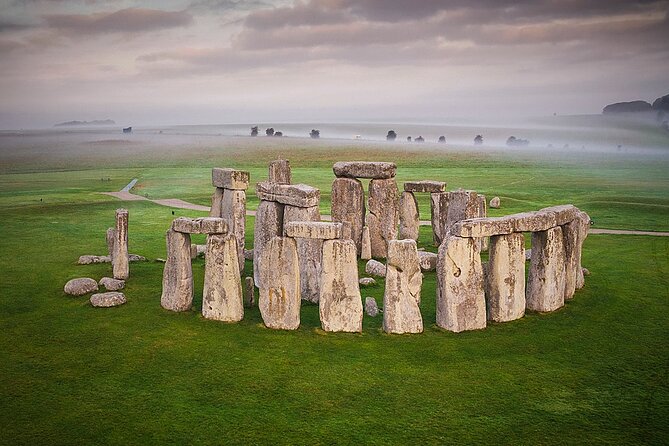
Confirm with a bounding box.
[0,123,668,444]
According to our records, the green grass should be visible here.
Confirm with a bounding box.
[0,133,668,444]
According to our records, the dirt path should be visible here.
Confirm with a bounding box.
[104,179,669,236]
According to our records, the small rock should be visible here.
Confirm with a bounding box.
[90,291,126,307]
[582,267,590,276]
[365,259,387,277]
[490,196,501,208]
[99,277,125,291]
[359,277,377,286]
[417,251,438,271]
[156,258,166,263]
[129,254,146,262]
[365,297,379,317]
[78,255,111,265]
[244,249,254,260]
[525,249,532,261]
[64,278,99,296]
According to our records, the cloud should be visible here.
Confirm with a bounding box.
[43,7,193,35]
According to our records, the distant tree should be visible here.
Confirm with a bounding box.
[266,127,274,136]
[251,126,258,137]
[415,136,424,142]
[506,136,529,147]
[407,136,412,142]
[438,135,446,143]
[474,134,483,145]
[274,131,283,137]
[386,130,397,141]
[310,129,320,139]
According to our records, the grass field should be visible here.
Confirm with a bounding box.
[0,127,668,444]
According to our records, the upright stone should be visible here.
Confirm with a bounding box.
[563,211,590,298]
[283,204,322,303]
[383,240,423,334]
[477,194,489,251]
[526,226,566,312]
[319,239,363,332]
[209,187,224,217]
[446,190,480,232]
[161,229,193,312]
[331,178,365,253]
[221,189,246,272]
[106,227,116,260]
[367,178,399,258]
[113,209,129,280]
[253,200,284,288]
[269,159,291,184]
[399,191,420,241]
[436,235,486,332]
[361,226,372,260]
[244,276,255,307]
[430,192,449,245]
[485,233,525,322]
[258,236,301,330]
[574,211,590,290]
[202,234,243,322]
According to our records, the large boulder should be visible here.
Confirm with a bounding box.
[365,297,379,317]
[365,259,386,277]
[64,278,99,296]
[90,291,126,307]
[99,277,125,291]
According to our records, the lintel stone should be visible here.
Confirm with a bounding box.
[255,181,320,207]
[403,180,446,193]
[284,221,343,240]
[212,167,250,190]
[171,217,228,234]
[332,161,396,179]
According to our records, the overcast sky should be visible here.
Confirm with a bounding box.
[1,0,667,128]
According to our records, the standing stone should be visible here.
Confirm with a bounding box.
[244,276,255,307]
[331,178,365,253]
[361,226,372,260]
[365,297,379,317]
[446,190,480,231]
[367,178,399,258]
[319,239,363,332]
[485,233,525,322]
[430,192,449,245]
[477,194,489,251]
[258,236,301,330]
[383,240,423,334]
[209,187,224,217]
[113,209,129,280]
[283,204,322,303]
[436,235,486,332]
[562,211,590,298]
[399,191,420,241]
[526,226,566,312]
[253,200,284,288]
[575,211,590,290]
[202,234,243,322]
[161,229,193,312]
[269,159,291,184]
[221,189,246,273]
[106,228,116,259]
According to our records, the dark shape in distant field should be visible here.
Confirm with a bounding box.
[474,135,483,145]
[274,131,283,137]
[438,136,445,143]
[310,129,320,139]
[251,126,258,137]
[55,119,115,127]
[602,100,652,114]
[652,94,669,112]
[506,136,529,147]
[265,127,274,136]
[386,130,397,141]
[407,136,412,142]
[415,136,424,142]
[123,127,132,134]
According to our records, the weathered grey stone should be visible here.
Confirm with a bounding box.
[113,209,129,280]
[485,233,525,322]
[258,236,301,330]
[64,278,98,296]
[430,192,449,245]
[129,254,146,262]
[78,255,111,265]
[161,229,193,312]
[256,182,320,208]
[359,277,376,286]
[90,291,126,307]
[383,239,423,334]
[489,196,501,209]
[190,244,198,260]
[244,249,253,260]
[478,195,487,218]
[331,178,365,253]
[268,159,291,184]
[450,217,514,238]
[319,239,363,332]
[563,210,590,296]
[333,161,396,179]
[525,249,532,261]
[99,277,125,291]
[283,205,322,303]
[365,297,379,317]
[361,226,372,260]
[445,190,480,235]
[253,200,284,288]
[417,251,438,271]
[404,180,446,193]
[244,276,255,307]
[171,217,228,235]
[576,212,590,290]
[209,187,224,217]
[284,221,343,240]
[582,267,590,276]
[202,233,244,322]
[221,189,246,272]
[526,226,566,312]
[212,167,250,190]
[399,191,420,241]
[436,235,486,332]
[106,227,116,259]
[367,178,399,258]
[365,259,386,277]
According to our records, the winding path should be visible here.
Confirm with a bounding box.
[103,179,669,236]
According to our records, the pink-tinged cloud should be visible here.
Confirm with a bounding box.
[44,8,193,35]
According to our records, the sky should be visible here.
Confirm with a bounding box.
[0,0,667,128]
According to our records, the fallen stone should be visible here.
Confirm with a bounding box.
[244,276,255,307]
[359,277,377,286]
[78,255,111,265]
[526,226,566,312]
[209,187,224,217]
[64,278,99,296]
[258,236,301,330]
[244,249,253,260]
[399,191,420,241]
[525,249,532,261]
[417,251,438,271]
[485,233,525,322]
[202,233,244,322]
[156,258,166,263]
[365,259,386,277]
[172,217,228,235]
[160,229,193,312]
[221,188,246,272]
[383,239,423,334]
[367,178,399,258]
[90,291,126,307]
[333,161,396,179]
[361,226,372,260]
[436,235,486,332]
[112,209,129,280]
[129,254,146,262]
[212,167,250,190]
[582,267,590,276]
[99,277,125,291]
[284,205,322,303]
[365,297,379,317]
[331,177,365,253]
[403,180,446,193]
[268,159,291,184]
[489,196,501,208]
[319,239,363,332]
[253,200,284,288]
[256,182,320,208]
[284,221,343,240]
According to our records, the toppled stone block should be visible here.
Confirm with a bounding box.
[171,217,228,234]
[383,239,423,334]
[490,196,501,208]
[365,259,386,277]
[319,239,363,332]
[256,182,320,208]
[333,161,396,179]
[99,277,125,291]
[404,180,446,193]
[284,221,343,240]
[78,255,111,264]
[365,297,379,317]
[268,159,291,184]
[359,277,376,286]
[417,251,438,271]
[244,249,253,260]
[64,278,99,296]
[212,167,250,190]
[90,291,126,307]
